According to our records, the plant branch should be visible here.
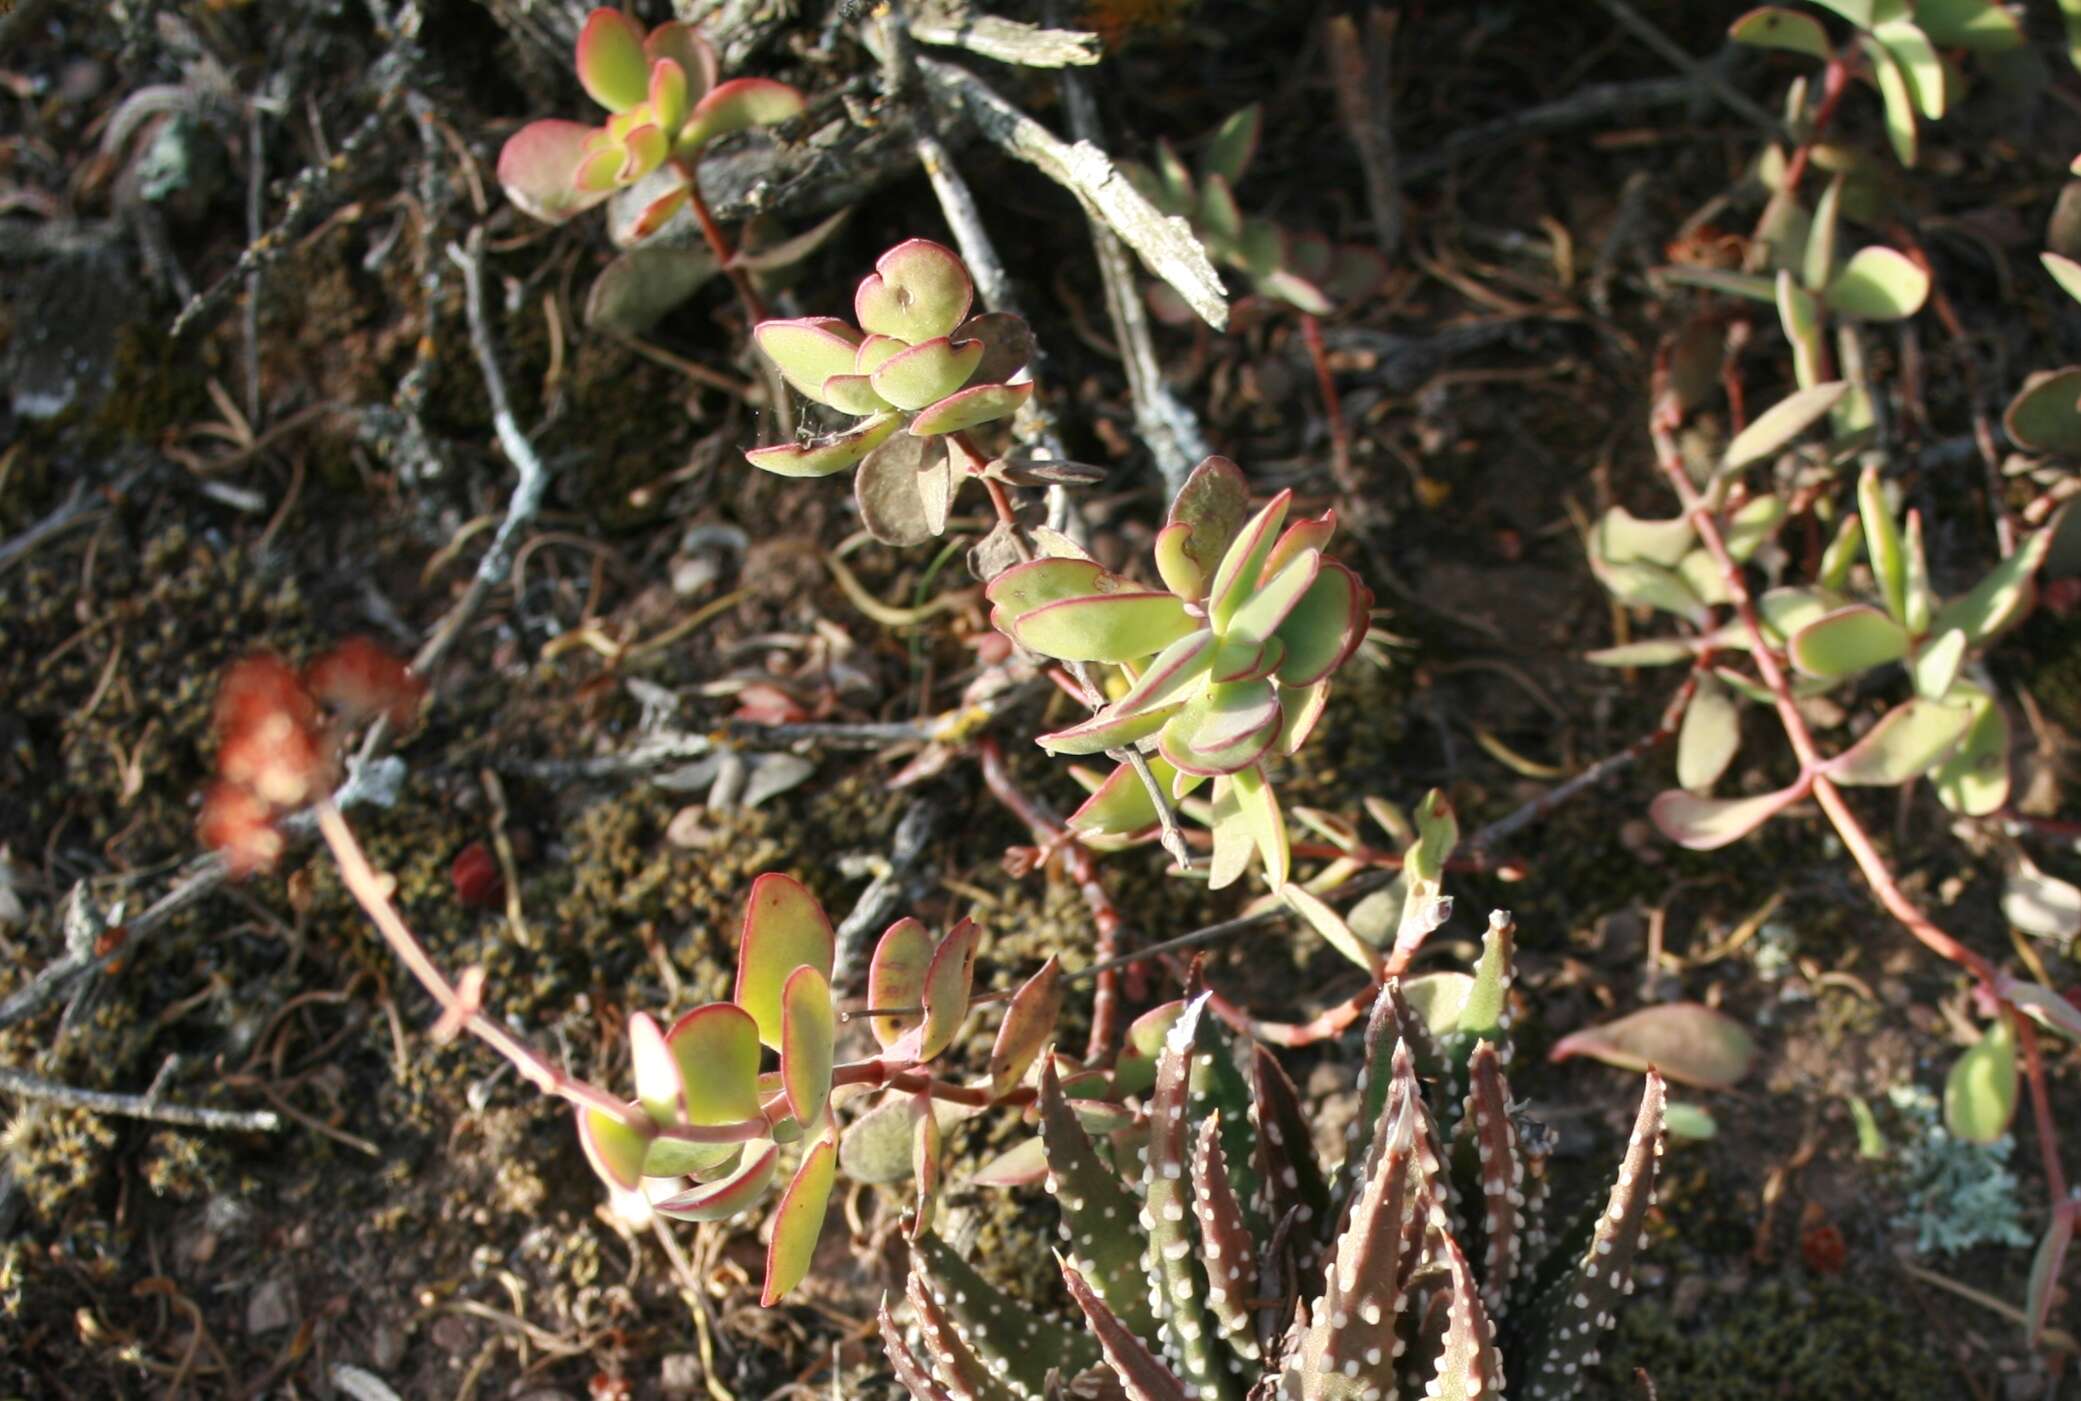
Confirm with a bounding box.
[0,1065,282,1134]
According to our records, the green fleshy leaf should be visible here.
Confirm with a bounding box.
[1586,638,1703,667]
[754,317,863,403]
[1207,490,1293,631]
[907,380,1034,437]
[1825,245,1931,319]
[1594,506,1694,567]
[1911,628,1967,701]
[1224,548,1320,646]
[1874,19,1946,120]
[855,238,973,344]
[1791,603,1909,678]
[840,1094,931,1184]
[1201,104,1260,186]
[1591,555,1708,623]
[1804,176,1845,293]
[1944,1016,2018,1144]
[1819,514,1864,590]
[2002,368,2081,455]
[779,964,834,1125]
[576,1100,653,1191]
[1160,456,1252,600]
[761,1138,836,1305]
[867,917,932,1050]
[1862,37,1919,166]
[2044,252,2081,307]
[666,1002,762,1124]
[817,372,892,416]
[868,335,983,411]
[1663,265,1778,301]
[1730,6,1832,60]
[585,246,719,335]
[652,1141,779,1221]
[1859,466,1910,621]
[1722,382,1848,471]
[2002,853,2081,940]
[1777,270,1826,389]
[1931,525,2053,645]
[1009,590,1199,663]
[1110,628,1219,717]
[1725,494,1787,562]
[677,76,805,151]
[1825,697,1971,785]
[1915,0,2024,51]
[575,8,650,113]
[1037,702,1181,756]
[1549,1004,1756,1088]
[1677,672,1742,793]
[1932,685,2010,816]
[744,413,901,479]
[733,872,836,1050]
[1231,762,1288,890]
[497,120,617,224]
[1649,784,1804,850]
[1273,560,1368,686]
[1759,585,1840,641]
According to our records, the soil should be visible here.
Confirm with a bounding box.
[2,1,2079,1398]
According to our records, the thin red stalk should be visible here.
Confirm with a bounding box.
[670,158,767,322]
[1300,313,1353,492]
[1776,53,1851,200]
[977,737,1128,1065]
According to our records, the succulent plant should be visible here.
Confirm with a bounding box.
[882,912,1670,1400]
[747,239,1039,545]
[1591,423,2051,847]
[1121,105,1386,321]
[496,9,804,237]
[572,874,1063,1305]
[987,455,1372,890]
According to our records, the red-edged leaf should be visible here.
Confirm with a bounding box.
[678,76,805,150]
[1648,783,1804,850]
[917,918,980,1061]
[856,239,974,344]
[908,380,1033,437]
[575,1100,652,1191]
[868,916,934,1051]
[497,120,615,224]
[575,8,649,113]
[1550,1003,1756,1088]
[644,22,718,102]
[1007,591,1198,663]
[762,1137,838,1305]
[652,1140,780,1221]
[988,957,1063,1098]
[1058,1257,1189,1401]
[779,964,835,1125]
[734,872,836,1049]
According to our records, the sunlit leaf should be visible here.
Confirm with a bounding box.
[1730,6,1832,58]
[576,1100,653,1191]
[967,1135,1050,1188]
[1932,684,2010,816]
[498,120,617,224]
[745,414,903,479]
[2004,853,2081,940]
[1208,490,1295,630]
[1910,629,1967,701]
[1862,37,1919,166]
[2002,367,2081,456]
[2044,252,2081,307]
[734,872,836,1050]
[1826,245,1930,319]
[1007,590,1198,663]
[1788,603,1910,677]
[1944,1016,2018,1144]
[1649,783,1804,850]
[665,1003,761,1125]
[1594,506,1694,567]
[918,918,981,1061]
[1931,525,2053,645]
[761,1138,837,1305]
[1549,1003,1757,1089]
[677,76,805,151]
[575,8,649,113]
[1778,271,1826,388]
[907,380,1034,437]
[1915,0,2024,51]
[1231,763,1289,889]
[653,1140,779,1221]
[1723,382,1848,471]
[1586,638,1703,667]
[1677,673,1742,793]
[855,238,973,344]
[779,965,834,1126]
[1875,19,1945,120]
[869,335,984,411]
[1825,697,1970,785]
[1283,882,1375,971]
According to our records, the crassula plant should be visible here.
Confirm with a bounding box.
[748,239,1037,545]
[987,456,1372,891]
[1121,105,1386,322]
[884,914,1669,1400]
[496,8,804,238]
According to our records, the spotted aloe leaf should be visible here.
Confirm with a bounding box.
[1190,1114,1268,1364]
[1248,1044,1332,1250]
[497,120,618,223]
[744,412,901,479]
[868,917,934,1050]
[1549,1003,1755,1089]
[653,1139,780,1221]
[912,1232,1103,1389]
[1649,783,1805,850]
[1060,1257,1189,1401]
[1038,1059,1158,1338]
[1007,591,1199,663]
[903,1264,1020,1401]
[988,956,1063,1097]
[576,8,650,112]
[879,1295,956,1401]
[734,872,836,1050]
[677,76,805,151]
[762,1137,838,1305]
[1825,696,1971,786]
[856,239,974,344]
[1513,1071,1665,1392]
[1454,1042,1533,1313]
[779,964,834,1125]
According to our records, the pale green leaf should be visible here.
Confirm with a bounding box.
[1825,697,1970,785]
[1649,784,1803,850]
[734,873,836,1050]
[1549,1003,1758,1089]
[1722,382,1848,471]
[1825,246,1930,320]
[2002,367,2081,456]
[1788,603,1910,677]
[761,1139,837,1304]
[1729,6,1832,59]
[1944,1017,2018,1144]
[1007,590,1198,663]
[1859,466,1910,622]
[1677,673,1742,793]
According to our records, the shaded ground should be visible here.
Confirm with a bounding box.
[3,1,2079,1397]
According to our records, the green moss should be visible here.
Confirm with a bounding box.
[1595,1277,1952,1399]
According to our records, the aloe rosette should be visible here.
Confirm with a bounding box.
[987,456,1371,890]
[574,873,1062,1305]
[747,239,1035,545]
[884,913,1669,1401]
[496,8,804,236]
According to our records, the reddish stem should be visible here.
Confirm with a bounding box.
[1777,53,1852,201]
[1301,313,1354,493]
[670,158,767,323]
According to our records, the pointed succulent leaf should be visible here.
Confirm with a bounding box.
[914,1233,1103,1389]
[904,1263,1023,1401]
[1112,629,1220,718]
[575,8,650,112]
[576,1100,653,1191]
[1677,672,1742,793]
[867,916,934,1050]
[734,872,836,1050]
[1912,628,1968,701]
[677,76,805,150]
[1039,1060,1158,1338]
[1234,763,1292,890]
[665,1002,762,1124]
[1059,1257,1189,1401]
[1825,697,1970,785]
[1550,1004,1755,1088]
[855,432,953,547]
[497,120,618,224]
[1249,1044,1332,1246]
[1875,18,1945,120]
[879,1295,956,1401]
[1860,36,1919,166]
[1804,176,1845,293]
[1932,683,2010,816]
[1826,245,1930,319]
[917,918,980,1062]
[1451,909,1515,1062]
[2044,252,2081,306]
[1931,525,2053,645]
[1067,760,1164,839]
[1201,104,1261,186]
[1945,1015,2019,1144]
[1208,490,1294,630]
[989,957,1064,1098]
[652,1140,780,1221]
[1223,548,1320,648]
[1648,783,1805,850]
[1725,495,1787,563]
[1191,680,1282,755]
[779,965,834,1125]
[1283,883,1376,971]
[1721,381,1848,471]
[1205,775,1255,891]
[1789,603,1910,677]
[856,239,974,344]
[1457,1042,1531,1313]
[762,1138,837,1305]
[1261,510,1338,581]
[1162,457,1253,601]
[1517,1072,1665,1394]
[905,381,1030,439]
[1278,678,1332,755]
[1190,1114,1267,1363]
[1197,173,1244,248]
[1009,591,1199,663]
[1777,269,1826,388]
[870,335,985,411]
